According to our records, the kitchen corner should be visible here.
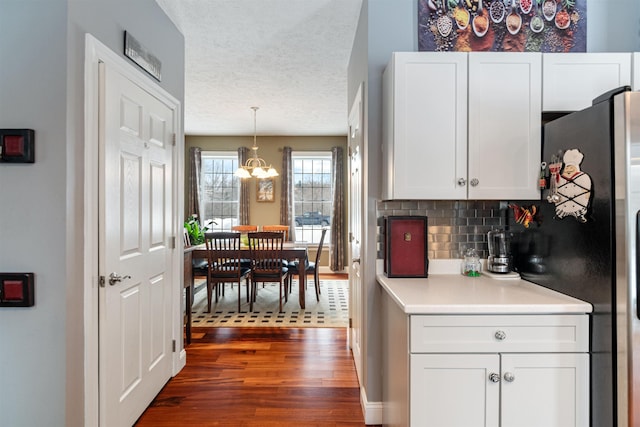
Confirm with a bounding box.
[378,258,592,427]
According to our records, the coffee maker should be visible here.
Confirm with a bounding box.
[487,229,512,273]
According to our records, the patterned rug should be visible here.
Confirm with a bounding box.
[190,279,349,327]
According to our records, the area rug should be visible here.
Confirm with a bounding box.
[190,279,349,327]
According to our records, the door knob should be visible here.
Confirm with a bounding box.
[494,330,507,340]
[108,272,131,286]
[503,372,515,382]
[470,178,479,187]
[488,373,501,383]
[457,178,466,186]
[352,258,361,264]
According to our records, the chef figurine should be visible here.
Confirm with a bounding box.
[554,149,592,223]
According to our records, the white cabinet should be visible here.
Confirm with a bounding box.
[542,53,631,111]
[411,352,589,427]
[467,53,541,200]
[382,52,468,200]
[381,290,590,427]
[382,52,541,200]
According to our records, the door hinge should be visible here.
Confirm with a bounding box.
[169,236,176,249]
[349,232,354,242]
[348,146,352,157]
[349,318,352,328]
[172,133,176,146]
[99,276,105,288]
[172,339,176,352]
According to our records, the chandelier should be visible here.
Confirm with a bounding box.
[234,107,279,179]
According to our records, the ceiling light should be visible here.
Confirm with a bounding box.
[235,107,279,179]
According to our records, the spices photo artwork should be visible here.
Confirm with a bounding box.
[418,0,586,52]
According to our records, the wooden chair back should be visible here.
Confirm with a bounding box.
[203,232,250,312]
[314,228,328,266]
[247,231,289,311]
[261,225,290,240]
[204,232,243,276]
[247,232,286,274]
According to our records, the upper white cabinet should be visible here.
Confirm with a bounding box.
[468,52,541,200]
[382,52,541,200]
[542,53,631,111]
[382,52,468,200]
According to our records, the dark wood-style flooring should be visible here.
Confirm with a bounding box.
[135,274,376,426]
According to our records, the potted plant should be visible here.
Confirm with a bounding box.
[184,215,208,245]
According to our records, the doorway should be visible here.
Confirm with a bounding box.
[83,35,184,426]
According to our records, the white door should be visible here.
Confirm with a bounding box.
[99,62,174,426]
[348,84,363,381]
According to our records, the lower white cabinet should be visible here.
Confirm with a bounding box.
[411,352,589,427]
[381,292,590,427]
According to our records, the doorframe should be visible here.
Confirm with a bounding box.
[83,34,186,426]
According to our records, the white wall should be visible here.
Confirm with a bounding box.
[0,1,184,426]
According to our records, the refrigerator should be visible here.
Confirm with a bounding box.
[509,86,640,427]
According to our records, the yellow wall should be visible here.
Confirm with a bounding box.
[185,135,348,268]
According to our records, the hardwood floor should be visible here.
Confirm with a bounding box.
[135,326,374,426]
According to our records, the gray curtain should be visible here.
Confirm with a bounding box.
[280,146,294,241]
[330,146,345,271]
[188,147,202,220]
[238,147,250,225]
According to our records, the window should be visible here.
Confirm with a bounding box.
[200,151,239,231]
[292,152,332,244]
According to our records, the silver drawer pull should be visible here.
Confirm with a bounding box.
[489,373,501,383]
[503,372,515,382]
[494,330,507,340]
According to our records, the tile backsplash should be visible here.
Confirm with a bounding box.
[377,200,508,260]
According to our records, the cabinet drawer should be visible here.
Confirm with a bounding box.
[410,314,588,353]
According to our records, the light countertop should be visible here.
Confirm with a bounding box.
[377,261,592,315]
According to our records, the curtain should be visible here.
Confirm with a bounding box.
[238,147,250,225]
[188,147,202,221]
[280,146,294,241]
[330,146,345,271]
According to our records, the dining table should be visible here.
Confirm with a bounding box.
[189,243,309,307]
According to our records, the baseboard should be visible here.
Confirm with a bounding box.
[319,266,347,274]
[360,386,383,425]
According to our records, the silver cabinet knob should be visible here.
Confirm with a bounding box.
[504,372,515,382]
[495,330,507,340]
[457,178,466,187]
[489,373,501,383]
[108,272,131,286]
[470,178,479,187]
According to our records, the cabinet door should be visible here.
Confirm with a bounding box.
[383,52,467,199]
[543,53,632,111]
[468,53,542,200]
[501,353,589,427]
[410,353,499,427]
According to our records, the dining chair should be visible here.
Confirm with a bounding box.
[261,225,290,241]
[247,232,289,312]
[287,228,327,302]
[204,232,251,313]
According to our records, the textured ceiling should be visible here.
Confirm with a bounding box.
[155,0,362,136]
